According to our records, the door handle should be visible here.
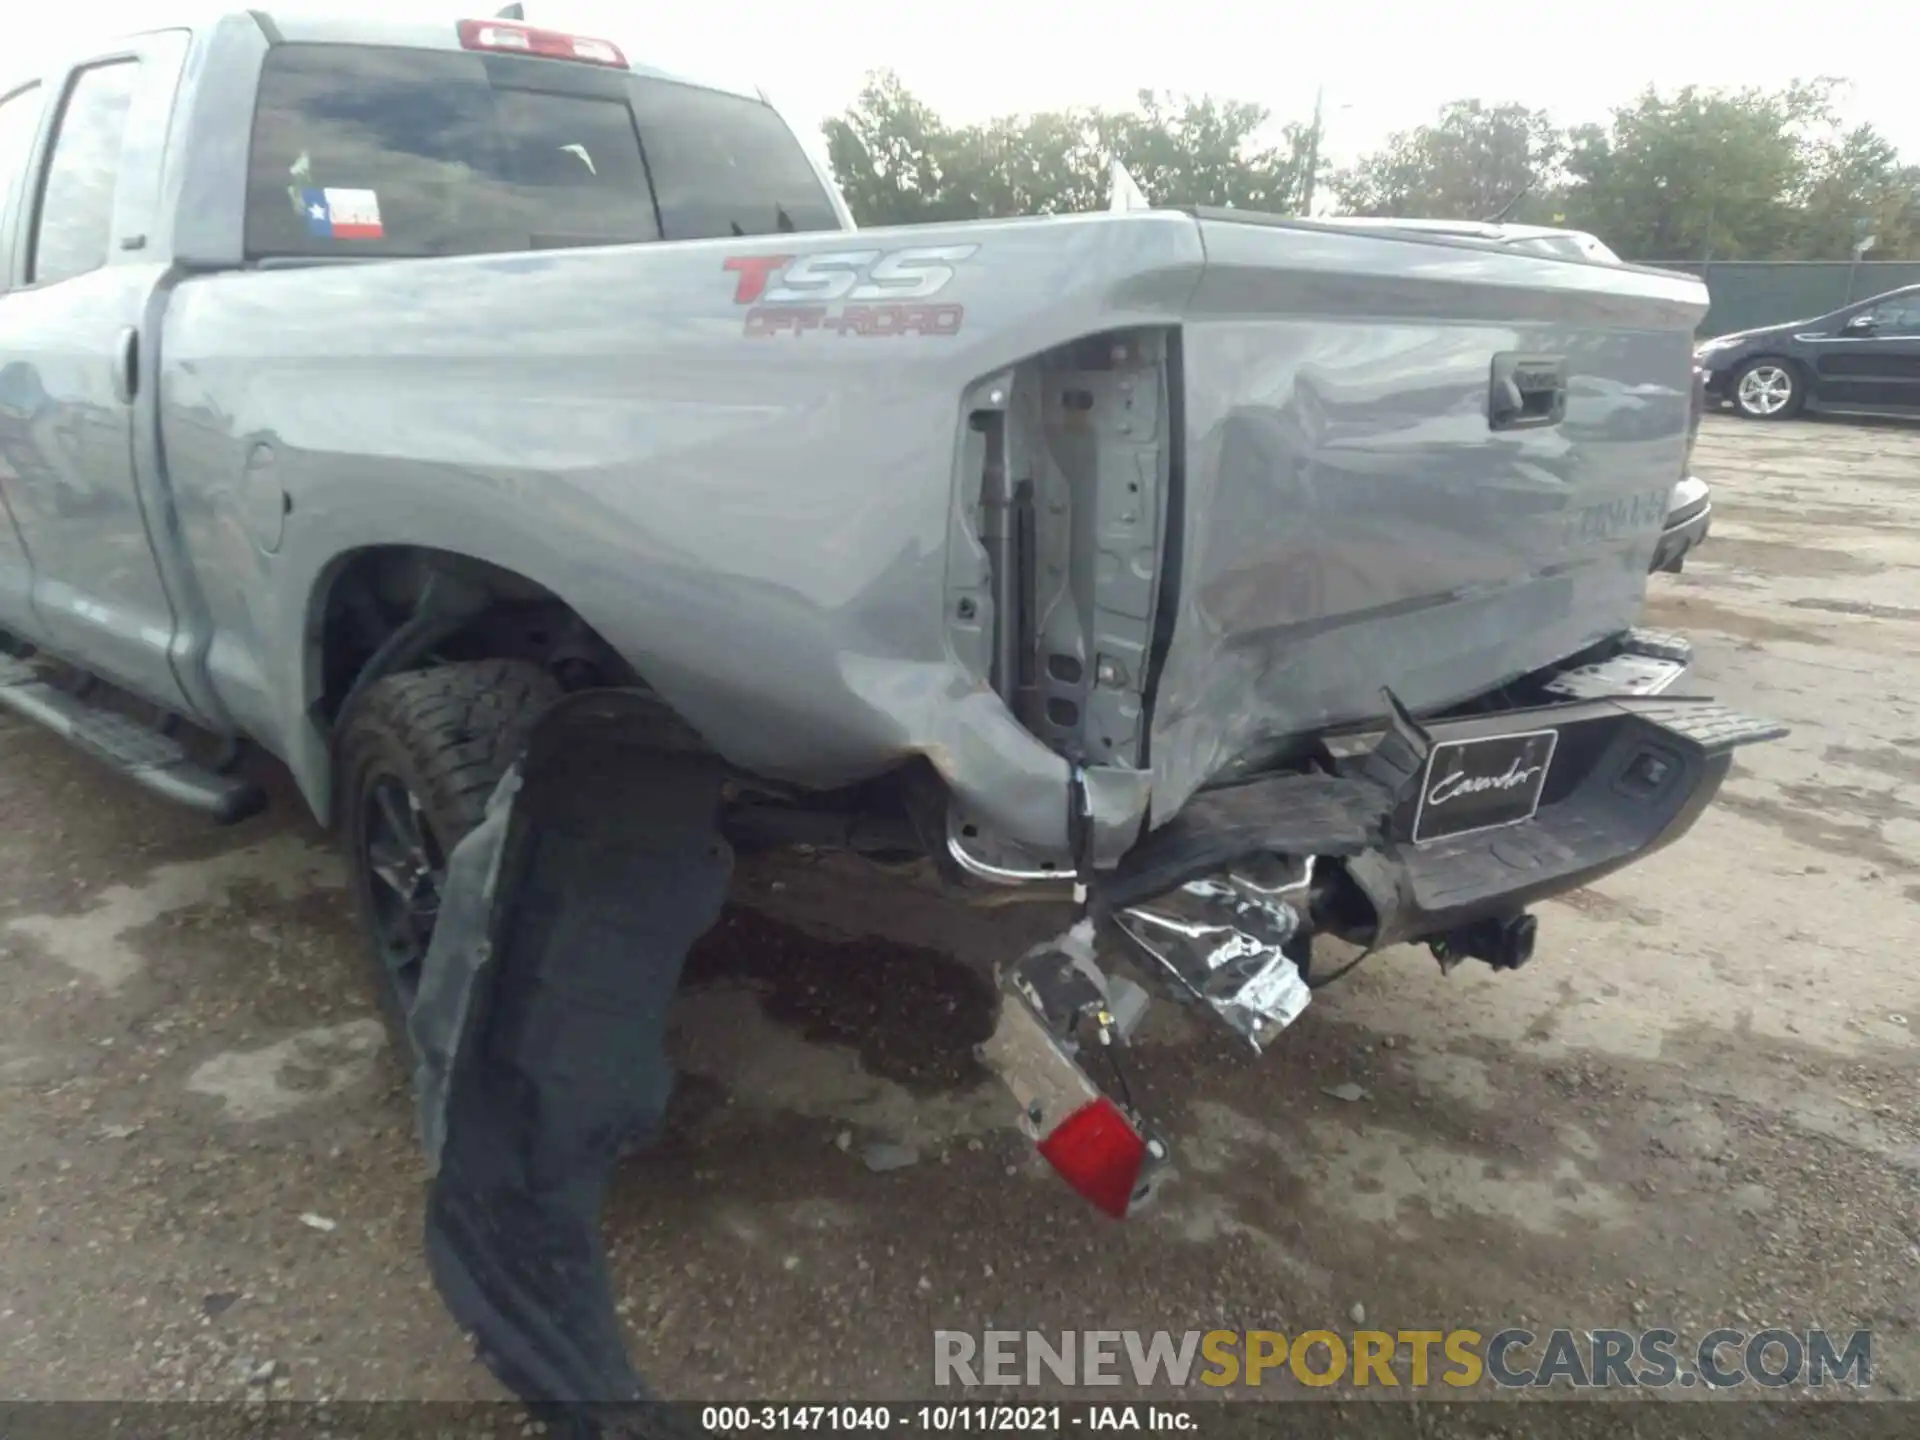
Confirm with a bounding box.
[111,327,140,405]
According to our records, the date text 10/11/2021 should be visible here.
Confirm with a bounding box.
[700,1406,1194,1432]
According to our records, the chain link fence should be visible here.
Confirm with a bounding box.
[1639,259,1920,337]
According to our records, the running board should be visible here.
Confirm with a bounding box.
[0,657,264,824]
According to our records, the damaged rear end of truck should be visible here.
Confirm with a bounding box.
[0,11,1785,1421]
[399,208,1782,1410]
[919,210,1784,1214]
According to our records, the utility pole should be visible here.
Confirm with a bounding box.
[1849,222,1876,305]
[1301,85,1324,215]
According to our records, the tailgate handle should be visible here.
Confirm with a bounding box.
[1489,353,1567,431]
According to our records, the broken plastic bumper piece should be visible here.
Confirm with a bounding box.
[978,690,1791,1223]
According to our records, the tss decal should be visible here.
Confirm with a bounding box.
[724,245,977,338]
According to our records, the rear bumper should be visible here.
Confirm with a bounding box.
[1651,476,1712,573]
[1340,696,1783,948]
[980,684,1785,1218]
[1090,688,1784,947]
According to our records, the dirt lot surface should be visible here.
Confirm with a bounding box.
[1,416,1916,1410]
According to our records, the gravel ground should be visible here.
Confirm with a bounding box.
[1,415,1916,1410]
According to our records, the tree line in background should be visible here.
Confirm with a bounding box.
[823,74,1920,262]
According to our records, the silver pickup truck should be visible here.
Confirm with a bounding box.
[0,10,1782,1409]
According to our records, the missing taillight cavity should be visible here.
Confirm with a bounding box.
[455,19,627,68]
[1012,328,1171,767]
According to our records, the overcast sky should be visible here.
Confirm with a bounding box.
[18,0,1916,176]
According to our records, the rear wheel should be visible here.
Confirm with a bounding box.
[1731,358,1803,419]
[338,659,563,1056]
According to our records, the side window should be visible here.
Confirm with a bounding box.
[627,78,840,240]
[30,60,139,286]
[1879,299,1920,335]
[1849,297,1920,333]
[0,84,45,282]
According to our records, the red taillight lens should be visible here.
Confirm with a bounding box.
[1036,1097,1148,1219]
[456,19,627,68]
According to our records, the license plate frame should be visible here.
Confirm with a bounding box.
[1411,728,1559,844]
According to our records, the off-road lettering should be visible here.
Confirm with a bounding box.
[744,302,966,339]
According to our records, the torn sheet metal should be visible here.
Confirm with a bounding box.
[1114,858,1313,1051]
[408,690,732,1407]
[1093,688,1431,917]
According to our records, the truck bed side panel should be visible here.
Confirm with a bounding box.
[158,215,1205,846]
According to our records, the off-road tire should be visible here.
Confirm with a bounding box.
[338,659,563,1057]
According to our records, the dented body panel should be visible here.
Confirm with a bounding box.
[0,14,1772,1412]
[162,210,1704,863]
[1150,214,1702,821]
[4,13,1704,871]
[157,210,1209,861]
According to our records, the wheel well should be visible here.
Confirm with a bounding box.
[311,546,637,729]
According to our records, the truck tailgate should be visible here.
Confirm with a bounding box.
[1148,213,1709,822]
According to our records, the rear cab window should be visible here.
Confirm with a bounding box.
[627,79,835,241]
[243,43,839,260]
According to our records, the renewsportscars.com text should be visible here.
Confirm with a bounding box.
[933,1328,1872,1390]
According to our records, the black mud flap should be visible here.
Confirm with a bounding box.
[407,690,731,1416]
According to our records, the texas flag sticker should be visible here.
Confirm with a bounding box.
[301,187,384,240]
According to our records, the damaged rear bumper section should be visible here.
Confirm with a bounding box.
[1343,695,1779,947]
[407,682,1781,1412]
[979,691,1785,1220]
